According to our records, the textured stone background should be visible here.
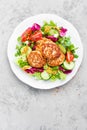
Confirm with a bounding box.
[0,0,87,130]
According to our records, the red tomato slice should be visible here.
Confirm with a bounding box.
[21,35,27,42]
[66,51,74,62]
[30,31,42,42]
[21,28,32,42]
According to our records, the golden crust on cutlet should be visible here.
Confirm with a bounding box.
[47,51,65,66]
[27,51,46,68]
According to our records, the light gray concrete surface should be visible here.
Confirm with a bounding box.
[0,0,87,130]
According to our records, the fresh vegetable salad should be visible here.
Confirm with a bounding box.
[15,21,78,81]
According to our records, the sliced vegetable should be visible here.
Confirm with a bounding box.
[21,27,32,42]
[48,29,59,38]
[63,60,75,70]
[59,66,72,74]
[21,46,32,55]
[41,71,51,80]
[25,69,34,74]
[30,31,42,42]
[63,70,72,74]
[33,72,42,80]
[46,67,58,75]
[59,66,66,72]
[58,44,66,54]
[66,51,74,62]
[22,65,31,70]
[58,71,66,80]
[21,46,28,54]
[46,35,58,42]
[25,67,44,74]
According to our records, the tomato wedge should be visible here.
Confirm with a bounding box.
[30,31,42,42]
[66,51,74,62]
[21,27,32,42]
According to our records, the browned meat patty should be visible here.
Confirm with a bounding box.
[36,37,55,45]
[47,51,65,66]
[27,51,46,68]
[35,42,44,53]
[36,38,60,59]
[36,38,54,53]
[42,43,60,59]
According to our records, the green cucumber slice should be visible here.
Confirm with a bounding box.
[41,71,51,80]
[58,44,66,54]
[63,60,75,70]
[58,71,66,80]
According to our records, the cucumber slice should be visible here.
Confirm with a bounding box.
[58,71,66,80]
[58,44,66,54]
[48,29,59,38]
[41,71,51,80]
[63,60,75,70]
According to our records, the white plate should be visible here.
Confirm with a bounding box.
[7,14,83,89]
